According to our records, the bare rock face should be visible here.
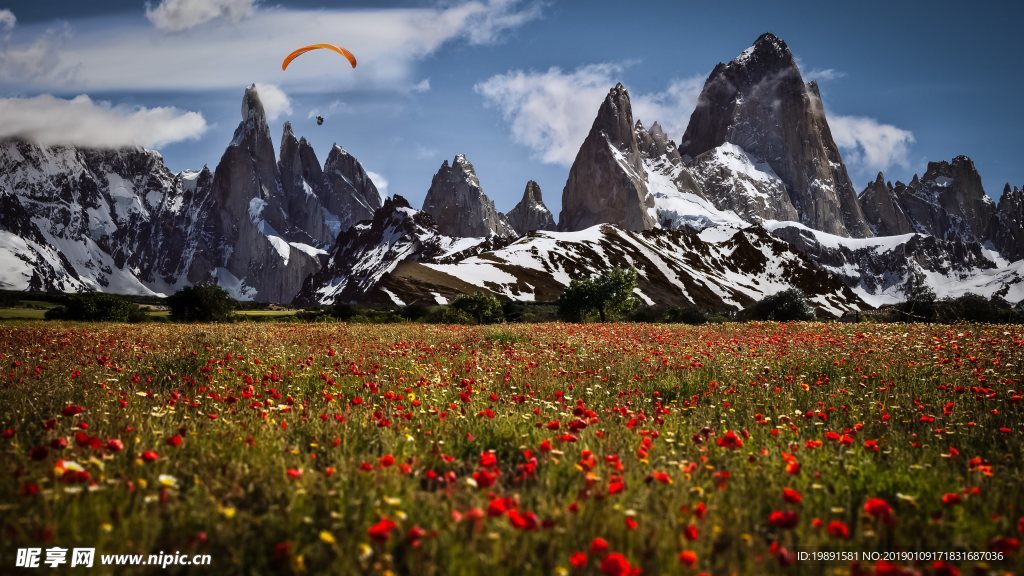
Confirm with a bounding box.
[278,122,332,245]
[859,172,914,236]
[321,144,382,237]
[506,180,556,234]
[991,184,1024,261]
[559,83,656,232]
[185,84,320,303]
[679,33,872,237]
[893,156,995,243]
[421,154,515,238]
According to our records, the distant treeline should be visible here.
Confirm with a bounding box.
[3,274,1023,325]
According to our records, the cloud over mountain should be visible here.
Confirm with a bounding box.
[0,94,207,148]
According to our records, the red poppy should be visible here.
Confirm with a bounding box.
[931,561,960,576]
[140,450,159,463]
[569,552,588,569]
[479,450,498,468]
[589,537,610,556]
[941,493,962,506]
[988,536,1020,554]
[508,509,539,531]
[768,510,799,529]
[406,525,426,548]
[379,454,395,468]
[367,517,397,542]
[600,553,638,576]
[286,468,302,479]
[607,476,625,495]
[717,430,743,449]
[678,550,697,567]
[827,520,849,539]
[683,525,698,541]
[166,434,182,447]
[473,469,498,488]
[782,488,802,504]
[864,497,894,524]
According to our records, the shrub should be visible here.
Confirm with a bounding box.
[45,293,146,322]
[664,304,708,325]
[557,267,639,322]
[739,289,815,321]
[331,301,357,320]
[936,293,1016,323]
[401,303,432,321]
[451,292,503,324]
[167,285,235,322]
[424,306,474,324]
[897,270,937,322]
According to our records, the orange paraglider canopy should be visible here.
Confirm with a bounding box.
[282,44,357,71]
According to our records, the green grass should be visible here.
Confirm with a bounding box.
[0,307,48,319]
[235,309,298,317]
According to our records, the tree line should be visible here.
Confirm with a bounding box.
[26,267,1024,324]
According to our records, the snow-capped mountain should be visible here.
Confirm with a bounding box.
[0,138,185,294]
[2,33,1022,313]
[298,197,863,316]
[0,85,382,302]
[681,33,872,237]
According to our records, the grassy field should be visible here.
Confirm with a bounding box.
[0,308,48,319]
[0,321,1021,575]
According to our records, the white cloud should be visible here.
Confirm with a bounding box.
[829,114,915,174]
[366,170,388,195]
[456,0,544,45]
[0,19,73,85]
[0,1,541,93]
[145,0,257,32]
[630,77,704,139]
[0,94,207,148]
[805,68,846,82]
[475,63,703,166]
[252,83,290,120]
[410,78,431,93]
[0,9,15,34]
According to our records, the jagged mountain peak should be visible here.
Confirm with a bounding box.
[560,82,655,232]
[385,194,412,210]
[593,82,636,150]
[728,32,795,73]
[680,32,871,237]
[241,83,266,122]
[507,180,555,235]
[523,180,542,203]
[422,154,513,238]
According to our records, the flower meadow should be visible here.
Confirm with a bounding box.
[0,321,1022,575]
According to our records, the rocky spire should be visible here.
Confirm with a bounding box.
[679,33,872,237]
[185,85,320,303]
[859,172,913,236]
[893,155,995,243]
[559,83,656,231]
[506,180,556,234]
[320,144,383,236]
[421,154,515,238]
[991,183,1024,261]
[278,122,332,245]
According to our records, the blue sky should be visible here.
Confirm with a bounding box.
[1,0,1022,213]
